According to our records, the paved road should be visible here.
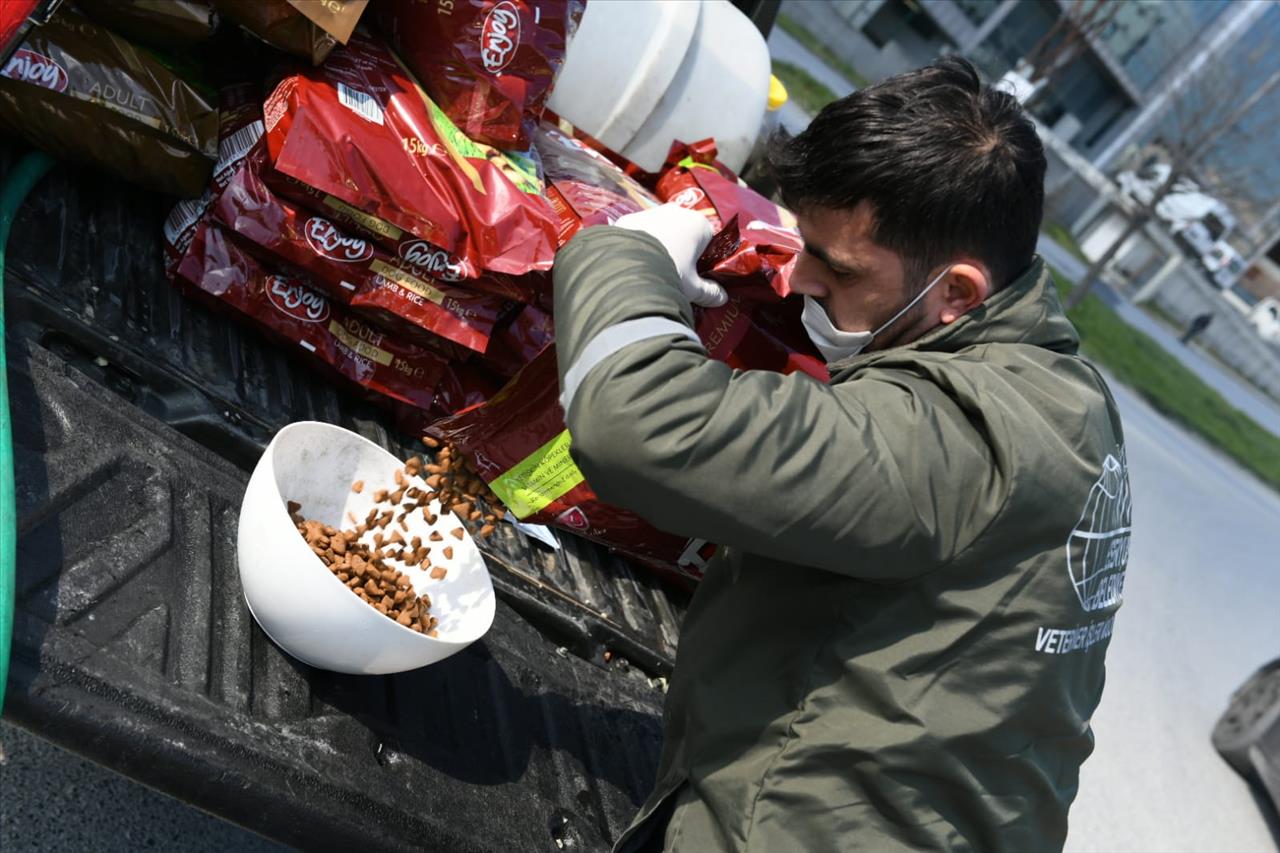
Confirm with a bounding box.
[1038,236,1280,439]
[1065,377,1280,852]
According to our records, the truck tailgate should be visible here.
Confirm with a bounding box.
[4,158,679,850]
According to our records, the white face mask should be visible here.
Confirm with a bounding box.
[801,265,952,362]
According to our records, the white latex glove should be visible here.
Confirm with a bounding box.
[613,203,729,308]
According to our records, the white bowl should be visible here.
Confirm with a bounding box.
[237,421,496,674]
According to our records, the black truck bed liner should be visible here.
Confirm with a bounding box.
[5,157,682,850]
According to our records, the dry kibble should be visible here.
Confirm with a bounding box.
[287,447,485,634]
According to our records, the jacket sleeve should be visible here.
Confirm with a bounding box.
[553,227,1004,579]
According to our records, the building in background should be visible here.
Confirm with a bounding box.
[781,0,1280,254]
[782,0,1233,163]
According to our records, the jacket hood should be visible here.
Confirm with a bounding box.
[828,256,1080,378]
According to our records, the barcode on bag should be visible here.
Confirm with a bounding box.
[217,119,264,173]
[163,193,210,245]
[337,82,384,125]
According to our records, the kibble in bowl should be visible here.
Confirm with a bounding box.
[238,421,496,674]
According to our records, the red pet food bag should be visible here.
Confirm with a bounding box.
[262,30,560,277]
[175,221,447,413]
[427,347,711,585]
[212,148,512,355]
[378,0,585,150]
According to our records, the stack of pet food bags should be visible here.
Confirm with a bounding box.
[7,0,824,585]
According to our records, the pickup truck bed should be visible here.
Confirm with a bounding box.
[5,154,685,850]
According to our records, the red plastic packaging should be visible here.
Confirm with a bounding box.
[212,147,512,355]
[657,139,803,301]
[175,221,447,412]
[697,215,805,303]
[431,361,506,417]
[262,30,560,277]
[427,347,709,586]
[378,0,585,150]
[537,108,660,188]
[696,295,828,383]
[428,298,825,585]
[480,302,555,378]
[163,83,264,276]
[0,1,44,66]
[532,120,658,244]
[257,160,550,304]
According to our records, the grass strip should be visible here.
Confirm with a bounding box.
[1051,268,1280,493]
[777,14,871,88]
[773,60,841,115]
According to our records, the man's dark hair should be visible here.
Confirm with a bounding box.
[770,56,1046,291]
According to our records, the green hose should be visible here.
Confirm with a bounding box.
[0,150,54,715]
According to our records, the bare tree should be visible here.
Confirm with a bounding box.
[1021,0,1122,88]
[1063,47,1280,310]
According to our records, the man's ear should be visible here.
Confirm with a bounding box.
[938,263,990,325]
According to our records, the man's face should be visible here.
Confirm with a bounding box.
[791,202,914,349]
[791,201,989,351]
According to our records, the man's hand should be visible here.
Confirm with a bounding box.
[613,204,728,308]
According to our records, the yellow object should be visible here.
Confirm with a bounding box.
[768,74,788,111]
[487,430,585,518]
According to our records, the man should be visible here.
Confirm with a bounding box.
[552,57,1130,852]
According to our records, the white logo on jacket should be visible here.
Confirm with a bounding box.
[1067,450,1132,612]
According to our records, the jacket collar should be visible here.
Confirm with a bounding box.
[826,256,1079,379]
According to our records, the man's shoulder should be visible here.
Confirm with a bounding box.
[839,340,1106,411]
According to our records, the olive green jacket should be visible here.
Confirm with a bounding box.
[553,228,1131,853]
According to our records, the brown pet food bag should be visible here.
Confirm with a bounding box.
[0,6,218,197]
